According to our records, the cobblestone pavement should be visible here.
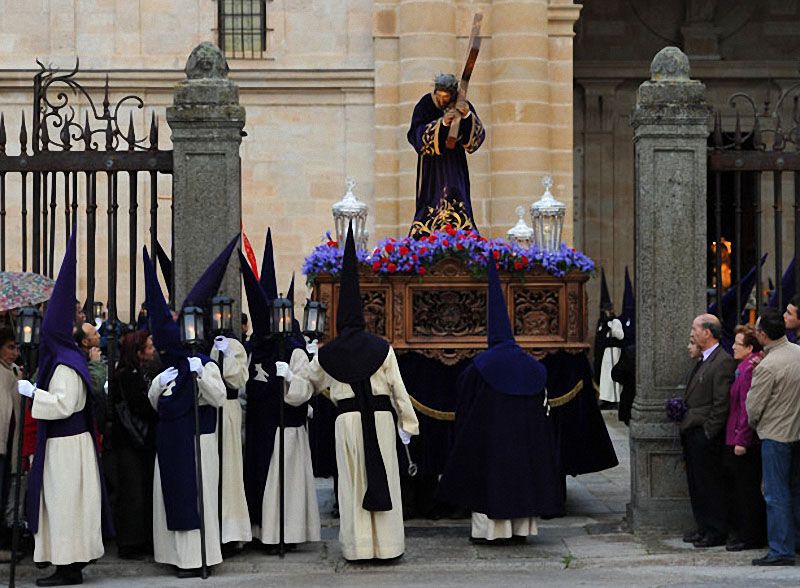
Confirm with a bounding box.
[5,413,799,587]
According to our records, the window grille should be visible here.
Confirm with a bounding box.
[218,0,269,59]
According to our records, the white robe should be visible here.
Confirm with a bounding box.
[149,361,226,569]
[31,364,104,565]
[253,348,320,545]
[291,347,419,560]
[210,338,252,543]
[599,318,624,403]
[471,513,538,540]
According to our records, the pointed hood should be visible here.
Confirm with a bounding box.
[620,266,635,344]
[259,228,278,301]
[318,223,389,383]
[709,254,766,352]
[182,233,239,310]
[287,272,305,344]
[154,239,174,300]
[36,232,92,391]
[769,258,795,310]
[238,249,271,339]
[599,268,613,312]
[143,246,185,367]
[473,261,547,396]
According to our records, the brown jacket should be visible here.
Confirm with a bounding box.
[746,337,800,443]
[681,344,736,438]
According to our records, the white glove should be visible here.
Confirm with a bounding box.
[17,380,36,398]
[158,366,179,387]
[275,361,293,382]
[398,427,412,446]
[103,380,109,395]
[188,357,204,377]
[307,404,314,419]
[305,339,319,356]
[213,336,228,355]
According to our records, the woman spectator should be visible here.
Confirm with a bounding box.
[724,324,767,551]
[110,330,159,559]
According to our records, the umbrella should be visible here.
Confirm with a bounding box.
[0,272,55,312]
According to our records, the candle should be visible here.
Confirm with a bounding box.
[23,325,32,344]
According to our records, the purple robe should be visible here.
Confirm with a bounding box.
[406,93,485,237]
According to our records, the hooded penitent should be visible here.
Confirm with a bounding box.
[708,254,766,352]
[239,234,307,526]
[436,260,563,519]
[768,257,796,310]
[286,272,306,350]
[144,244,223,531]
[28,232,114,536]
[317,223,392,511]
[154,239,174,301]
[593,268,615,383]
[620,266,635,345]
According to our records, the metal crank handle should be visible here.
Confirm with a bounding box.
[403,445,418,477]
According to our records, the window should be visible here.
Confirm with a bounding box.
[218,0,269,59]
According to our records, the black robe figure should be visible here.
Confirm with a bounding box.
[407,74,485,237]
[240,229,320,548]
[436,261,563,543]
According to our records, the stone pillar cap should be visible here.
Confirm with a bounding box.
[650,47,691,82]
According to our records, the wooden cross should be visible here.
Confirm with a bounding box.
[446,13,483,150]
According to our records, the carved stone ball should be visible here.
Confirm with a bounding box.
[650,47,691,82]
[185,42,229,80]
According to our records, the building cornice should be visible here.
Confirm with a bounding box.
[0,68,375,94]
[575,60,800,81]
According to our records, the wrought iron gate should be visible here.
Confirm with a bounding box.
[708,82,800,319]
[0,60,173,365]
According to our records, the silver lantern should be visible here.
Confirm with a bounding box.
[530,176,566,252]
[332,177,369,250]
[507,205,534,248]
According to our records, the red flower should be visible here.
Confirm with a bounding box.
[372,261,381,271]
[492,250,500,260]
[399,246,409,256]
[480,236,488,243]
[381,257,388,265]
[327,241,338,247]
[521,256,529,265]
[418,247,428,255]
[445,224,456,237]
[444,223,454,232]
[442,239,449,247]
[385,243,394,253]
[418,266,426,275]
[387,263,397,273]
[514,261,524,271]
[428,235,437,243]
[411,254,418,262]
[571,248,576,252]
[456,243,464,251]
[495,262,500,269]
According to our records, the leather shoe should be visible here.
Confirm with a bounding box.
[35,568,83,586]
[726,541,763,552]
[683,529,703,543]
[752,554,795,566]
[693,535,726,548]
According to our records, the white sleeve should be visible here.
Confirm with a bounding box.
[31,365,86,420]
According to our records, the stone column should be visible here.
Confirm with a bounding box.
[489,0,550,235]
[167,42,245,330]
[629,47,708,531]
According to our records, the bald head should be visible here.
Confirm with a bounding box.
[691,313,721,351]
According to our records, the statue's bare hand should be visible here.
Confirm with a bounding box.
[443,111,459,127]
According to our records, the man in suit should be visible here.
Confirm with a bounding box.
[681,313,736,548]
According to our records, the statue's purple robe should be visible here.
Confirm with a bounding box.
[406,93,485,236]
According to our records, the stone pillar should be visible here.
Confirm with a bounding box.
[167,42,245,329]
[629,47,708,531]
[489,0,550,235]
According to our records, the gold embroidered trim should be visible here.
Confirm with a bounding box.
[409,195,474,238]
[421,119,439,156]
[464,114,485,154]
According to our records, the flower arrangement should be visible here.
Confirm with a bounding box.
[665,398,688,423]
[303,227,595,284]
